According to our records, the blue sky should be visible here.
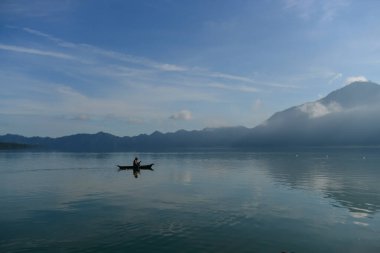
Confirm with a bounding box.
[1,0,380,137]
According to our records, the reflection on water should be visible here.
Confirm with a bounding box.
[258,149,380,217]
[0,150,379,253]
[118,167,154,178]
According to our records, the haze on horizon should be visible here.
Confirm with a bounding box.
[1,0,380,137]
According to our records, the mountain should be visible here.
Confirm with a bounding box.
[0,127,251,151]
[0,142,30,150]
[239,81,380,147]
[1,81,380,151]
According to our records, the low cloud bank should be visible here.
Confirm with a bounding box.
[169,110,192,121]
[346,76,368,84]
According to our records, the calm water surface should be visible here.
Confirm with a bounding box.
[1,149,379,252]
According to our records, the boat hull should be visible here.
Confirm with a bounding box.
[117,164,154,170]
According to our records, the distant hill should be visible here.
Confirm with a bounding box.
[0,127,251,151]
[239,81,380,147]
[1,81,380,151]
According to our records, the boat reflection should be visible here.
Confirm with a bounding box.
[117,165,154,178]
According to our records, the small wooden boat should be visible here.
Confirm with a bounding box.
[117,164,154,170]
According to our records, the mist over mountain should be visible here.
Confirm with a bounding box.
[240,81,380,147]
[1,81,380,151]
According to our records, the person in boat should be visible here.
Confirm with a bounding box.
[133,157,140,169]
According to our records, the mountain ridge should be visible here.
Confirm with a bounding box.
[240,81,380,147]
[1,81,380,151]
[0,126,252,151]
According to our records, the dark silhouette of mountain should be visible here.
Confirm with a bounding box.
[0,127,251,151]
[0,142,30,150]
[322,81,380,107]
[239,81,380,147]
[1,81,380,151]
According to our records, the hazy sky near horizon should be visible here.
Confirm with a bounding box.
[1,0,380,137]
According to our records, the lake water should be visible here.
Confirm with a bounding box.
[1,149,379,253]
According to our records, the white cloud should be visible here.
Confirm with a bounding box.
[253,99,262,111]
[283,0,349,22]
[70,114,92,121]
[320,0,350,23]
[328,72,343,84]
[20,27,297,90]
[0,0,73,18]
[155,63,187,72]
[169,110,192,121]
[283,0,315,20]
[23,27,76,48]
[17,27,299,93]
[299,101,342,118]
[196,70,297,89]
[0,43,75,60]
[21,27,187,73]
[207,82,258,93]
[206,71,256,83]
[345,76,368,84]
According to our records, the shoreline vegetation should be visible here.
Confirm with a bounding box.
[0,142,30,150]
